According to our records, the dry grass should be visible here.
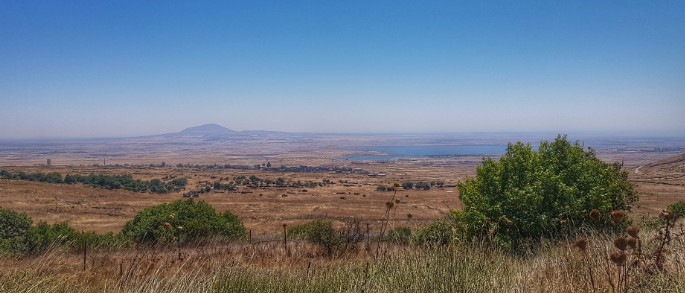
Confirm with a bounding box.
[1,222,684,293]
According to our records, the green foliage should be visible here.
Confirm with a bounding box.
[77,231,129,250]
[0,208,34,253]
[0,171,63,183]
[122,199,246,245]
[0,207,32,240]
[1,169,186,194]
[25,222,77,252]
[402,182,414,190]
[415,212,466,246]
[415,182,431,190]
[387,227,412,244]
[668,201,685,219]
[288,220,340,255]
[457,135,638,250]
[64,173,187,193]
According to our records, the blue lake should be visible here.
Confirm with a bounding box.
[346,145,508,161]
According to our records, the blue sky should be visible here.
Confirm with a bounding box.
[1,1,684,138]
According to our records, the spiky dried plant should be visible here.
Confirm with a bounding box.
[610,251,627,266]
[614,237,628,251]
[626,237,637,250]
[610,210,626,223]
[626,226,640,238]
[574,237,588,252]
[589,209,601,222]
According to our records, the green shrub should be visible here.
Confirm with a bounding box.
[76,231,129,250]
[387,227,412,244]
[25,222,77,252]
[415,213,465,246]
[457,135,638,251]
[0,208,33,254]
[288,220,340,255]
[0,208,32,240]
[122,199,245,245]
[668,201,685,219]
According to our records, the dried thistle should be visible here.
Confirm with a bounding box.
[660,211,673,220]
[614,237,628,251]
[499,216,513,226]
[610,210,626,223]
[589,209,601,222]
[407,213,413,219]
[385,202,394,209]
[626,237,637,249]
[626,226,640,238]
[610,251,627,266]
[574,236,588,252]
[395,199,400,204]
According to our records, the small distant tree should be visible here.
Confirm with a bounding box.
[402,182,414,190]
[415,182,431,190]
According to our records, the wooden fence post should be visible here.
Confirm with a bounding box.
[283,224,288,252]
[82,236,87,271]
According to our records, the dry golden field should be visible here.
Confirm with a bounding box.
[1,151,683,236]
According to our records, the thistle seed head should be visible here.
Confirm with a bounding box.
[610,252,627,266]
[574,237,588,252]
[589,209,601,222]
[660,211,673,219]
[610,210,626,223]
[614,237,628,251]
[626,226,640,238]
[626,237,637,249]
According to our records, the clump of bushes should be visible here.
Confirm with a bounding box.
[1,200,245,254]
[122,199,245,245]
[64,174,187,193]
[0,207,124,254]
[0,170,63,183]
[0,169,186,194]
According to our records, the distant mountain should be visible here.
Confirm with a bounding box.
[155,124,290,139]
[177,124,237,137]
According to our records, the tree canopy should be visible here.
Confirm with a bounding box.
[457,135,637,250]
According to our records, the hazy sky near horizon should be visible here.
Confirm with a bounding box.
[1,1,684,138]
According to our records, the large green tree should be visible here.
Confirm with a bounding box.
[457,135,637,250]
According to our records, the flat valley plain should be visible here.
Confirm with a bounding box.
[1,132,684,236]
